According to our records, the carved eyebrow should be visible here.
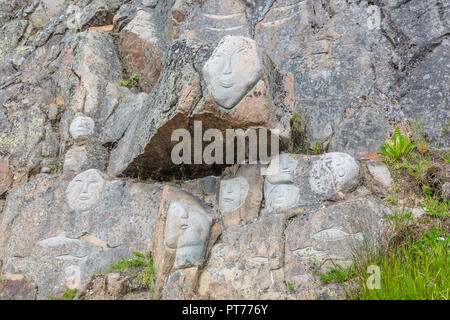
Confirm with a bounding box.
[232,46,247,55]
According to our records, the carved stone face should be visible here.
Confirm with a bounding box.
[164,200,211,249]
[69,116,95,140]
[266,153,297,184]
[265,183,299,212]
[309,152,360,195]
[63,146,87,172]
[164,200,212,268]
[202,36,263,110]
[66,169,106,211]
[219,176,249,212]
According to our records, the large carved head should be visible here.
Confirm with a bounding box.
[265,183,300,212]
[164,200,211,250]
[309,152,360,195]
[69,115,95,140]
[202,36,263,111]
[63,145,87,172]
[66,169,106,211]
[219,176,249,212]
[265,153,297,184]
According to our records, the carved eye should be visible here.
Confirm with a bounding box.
[235,47,247,55]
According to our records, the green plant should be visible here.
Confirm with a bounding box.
[119,74,139,88]
[50,159,61,168]
[419,195,449,219]
[379,127,417,160]
[49,286,78,300]
[107,252,156,289]
[108,251,148,272]
[287,281,297,291]
[351,227,449,300]
[309,141,323,155]
[319,264,355,285]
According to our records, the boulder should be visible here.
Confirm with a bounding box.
[284,198,389,294]
[119,9,165,93]
[0,171,162,299]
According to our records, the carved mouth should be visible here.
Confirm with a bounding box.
[218,80,234,88]
[180,224,189,230]
[79,196,90,201]
[224,198,235,202]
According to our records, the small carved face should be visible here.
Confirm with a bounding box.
[266,184,299,212]
[266,153,297,184]
[63,146,87,172]
[164,200,211,250]
[69,116,95,140]
[66,169,106,211]
[202,36,263,110]
[309,152,359,195]
[219,176,249,212]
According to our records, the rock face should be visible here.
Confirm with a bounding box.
[0,0,447,300]
[0,172,162,299]
[108,36,294,180]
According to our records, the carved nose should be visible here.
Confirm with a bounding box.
[223,57,232,74]
[181,209,189,219]
[81,183,89,193]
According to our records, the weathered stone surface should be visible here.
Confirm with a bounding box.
[0,275,37,300]
[63,143,107,173]
[119,9,165,93]
[0,155,11,195]
[218,165,263,228]
[284,198,389,294]
[175,0,250,43]
[152,184,217,299]
[30,0,66,27]
[101,91,148,145]
[198,214,286,299]
[0,172,162,299]
[365,160,393,190]
[55,30,122,120]
[108,37,294,180]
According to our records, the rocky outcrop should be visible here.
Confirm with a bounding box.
[0,0,446,300]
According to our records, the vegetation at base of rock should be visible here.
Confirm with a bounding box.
[107,252,156,290]
[318,264,355,285]
[379,127,417,160]
[49,286,78,300]
[308,141,324,155]
[119,74,139,88]
[350,225,448,300]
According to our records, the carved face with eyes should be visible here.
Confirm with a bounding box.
[66,169,106,211]
[309,152,360,195]
[219,176,249,212]
[266,153,298,184]
[202,36,263,111]
[164,200,212,268]
[265,183,300,212]
[69,116,95,140]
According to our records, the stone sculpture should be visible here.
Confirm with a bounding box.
[309,152,360,196]
[218,176,249,212]
[66,169,106,212]
[69,115,95,140]
[202,35,263,111]
[264,183,300,212]
[264,153,299,213]
[164,200,212,269]
[265,153,297,184]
